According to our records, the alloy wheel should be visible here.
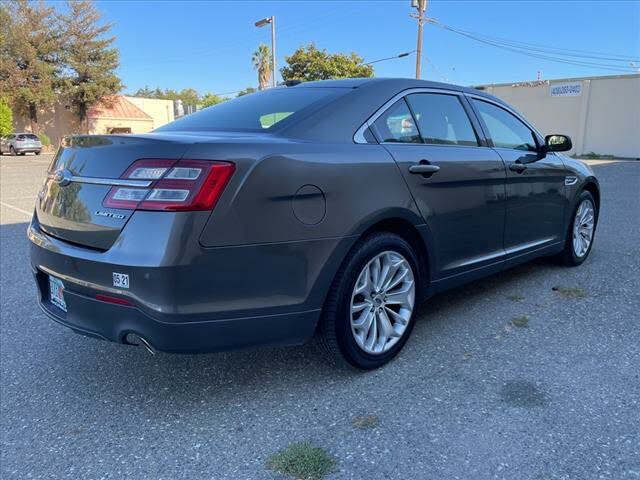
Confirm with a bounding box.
[350,250,415,355]
[572,199,595,258]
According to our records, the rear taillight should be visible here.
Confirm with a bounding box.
[103,159,235,211]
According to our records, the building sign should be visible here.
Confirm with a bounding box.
[550,82,582,97]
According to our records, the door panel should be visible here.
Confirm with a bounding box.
[470,98,568,254]
[385,144,506,278]
[497,149,568,253]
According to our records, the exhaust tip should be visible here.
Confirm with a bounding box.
[124,333,156,355]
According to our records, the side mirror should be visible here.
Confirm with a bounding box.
[544,134,572,152]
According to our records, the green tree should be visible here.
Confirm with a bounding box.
[200,93,226,108]
[281,44,374,82]
[0,98,13,136]
[58,0,122,132]
[252,44,272,90]
[236,87,257,97]
[0,0,62,133]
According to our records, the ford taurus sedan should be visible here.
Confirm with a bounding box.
[29,78,600,369]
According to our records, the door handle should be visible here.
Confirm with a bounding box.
[409,164,440,175]
[509,163,527,173]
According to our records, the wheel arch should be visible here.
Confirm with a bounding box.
[582,179,600,212]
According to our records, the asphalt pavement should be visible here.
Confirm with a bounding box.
[1,154,639,479]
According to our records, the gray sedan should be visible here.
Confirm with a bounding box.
[28,78,599,369]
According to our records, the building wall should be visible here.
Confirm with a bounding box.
[12,103,81,147]
[88,117,154,135]
[125,97,174,129]
[480,75,640,158]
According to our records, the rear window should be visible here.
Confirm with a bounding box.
[17,134,39,140]
[157,87,345,133]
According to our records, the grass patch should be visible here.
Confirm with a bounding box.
[512,315,530,328]
[266,442,336,480]
[507,294,525,302]
[352,415,379,429]
[552,285,587,299]
[575,151,616,160]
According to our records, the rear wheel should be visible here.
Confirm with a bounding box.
[317,232,420,369]
[10,146,16,156]
[559,190,597,266]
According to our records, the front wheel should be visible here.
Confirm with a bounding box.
[317,232,421,369]
[559,190,598,266]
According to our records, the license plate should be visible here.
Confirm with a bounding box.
[112,272,129,289]
[49,276,67,312]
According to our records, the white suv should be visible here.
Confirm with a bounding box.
[0,133,42,156]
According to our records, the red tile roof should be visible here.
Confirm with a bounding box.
[88,96,152,120]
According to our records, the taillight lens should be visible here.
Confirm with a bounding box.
[103,159,235,211]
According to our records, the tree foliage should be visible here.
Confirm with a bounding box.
[58,0,122,130]
[132,86,200,107]
[236,87,257,97]
[280,44,374,82]
[0,0,62,133]
[199,93,226,108]
[0,98,13,136]
[252,43,272,90]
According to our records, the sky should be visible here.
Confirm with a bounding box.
[92,0,640,96]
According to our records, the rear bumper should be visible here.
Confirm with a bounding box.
[15,147,41,153]
[34,268,320,352]
[28,213,354,353]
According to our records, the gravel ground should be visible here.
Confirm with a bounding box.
[1,154,639,480]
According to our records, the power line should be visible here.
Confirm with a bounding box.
[429,20,639,74]
[443,26,640,63]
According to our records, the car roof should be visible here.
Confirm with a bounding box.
[291,77,505,104]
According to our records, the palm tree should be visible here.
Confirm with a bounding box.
[252,44,272,90]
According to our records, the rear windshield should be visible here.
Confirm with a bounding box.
[156,87,344,133]
[17,134,39,140]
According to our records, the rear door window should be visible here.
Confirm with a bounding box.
[405,93,479,146]
[372,99,421,143]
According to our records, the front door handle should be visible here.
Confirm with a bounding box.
[409,164,440,175]
[509,163,527,173]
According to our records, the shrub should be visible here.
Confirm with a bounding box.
[0,99,12,137]
[39,133,51,146]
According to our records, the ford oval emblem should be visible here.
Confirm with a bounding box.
[53,169,72,187]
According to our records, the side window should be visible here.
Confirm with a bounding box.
[405,93,479,146]
[372,99,421,144]
[472,99,537,152]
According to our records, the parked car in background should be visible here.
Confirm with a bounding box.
[29,78,600,369]
[1,133,42,155]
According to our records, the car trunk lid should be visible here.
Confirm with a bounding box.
[36,135,191,250]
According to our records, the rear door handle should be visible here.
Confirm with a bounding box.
[509,163,527,173]
[409,164,440,175]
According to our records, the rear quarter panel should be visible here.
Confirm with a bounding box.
[185,141,424,247]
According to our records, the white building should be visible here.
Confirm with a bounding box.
[476,74,639,159]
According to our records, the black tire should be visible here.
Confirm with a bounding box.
[558,190,598,266]
[316,232,421,370]
[10,146,16,156]
[35,151,41,156]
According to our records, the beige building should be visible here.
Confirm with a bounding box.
[12,96,175,147]
[477,74,640,159]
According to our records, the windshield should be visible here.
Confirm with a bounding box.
[156,87,345,133]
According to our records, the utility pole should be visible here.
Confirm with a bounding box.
[411,0,428,79]
[255,16,277,88]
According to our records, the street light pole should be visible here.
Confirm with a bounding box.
[270,16,276,88]
[254,16,277,88]
[411,0,428,79]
